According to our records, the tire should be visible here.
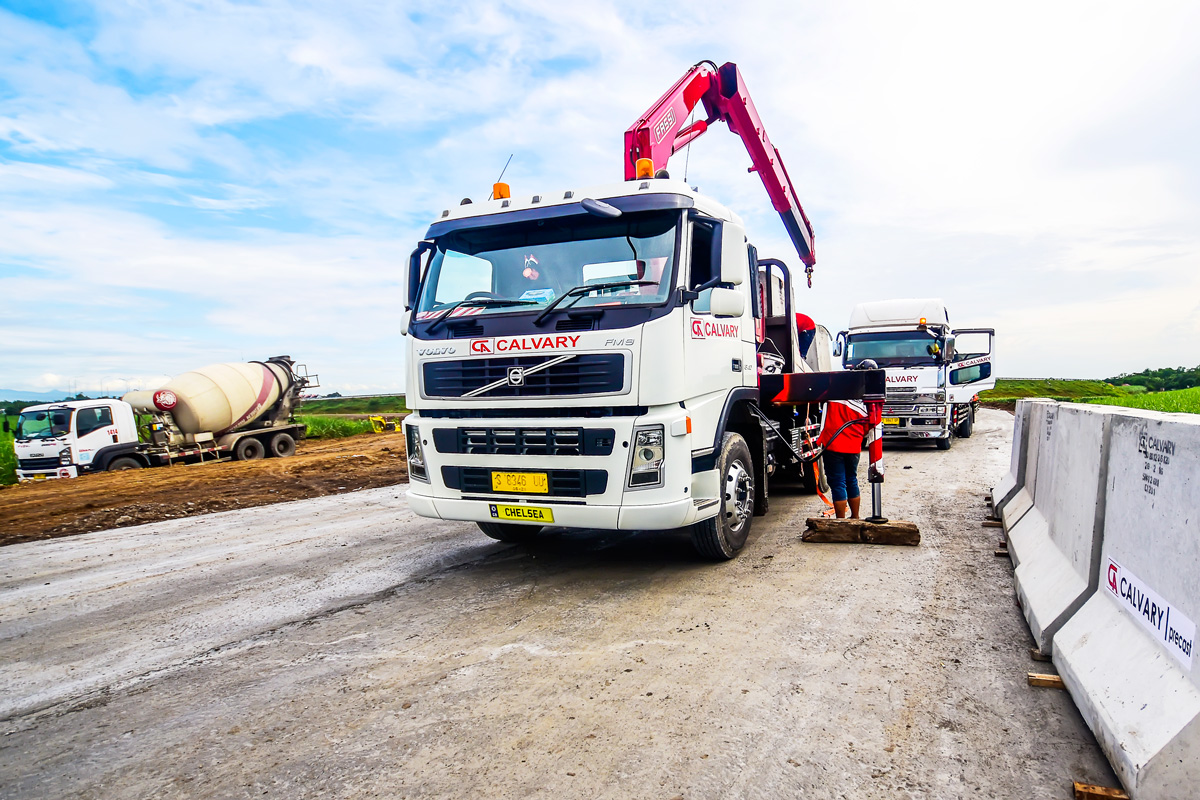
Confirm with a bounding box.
[935,435,952,451]
[235,437,266,461]
[691,432,755,560]
[477,521,542,543]
[107,457,142,471]
[955,407,974,439]
[269,432,297,458]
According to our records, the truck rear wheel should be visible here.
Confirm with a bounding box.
[691,432,754,561]
[235,437,266,461]
[269,432,296,458]
[107,457,142,471]
[477,522,542,543]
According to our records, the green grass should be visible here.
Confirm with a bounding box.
[1082,386,1200,414]
[980,379,1128,404]
[298,395,407,414]
[1,415,16,486]
[296,415,376,439]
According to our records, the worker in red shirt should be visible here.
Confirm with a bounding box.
[817,398,869,519]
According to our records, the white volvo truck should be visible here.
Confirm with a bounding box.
[835,298,995,450]
[401,61,863,560]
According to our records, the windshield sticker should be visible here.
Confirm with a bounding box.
[691,319,740,339]
[523,254,540,280]
[470,335,581,355]
[518,288,556,303]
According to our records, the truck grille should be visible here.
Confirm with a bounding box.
[432,427,615,456]
[423,354,624,398]
[440,466,608,497]
[18,457,60,470]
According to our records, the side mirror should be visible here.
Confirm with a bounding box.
[942,335,956,363]
[709,287,745,318]
[718,221,746,286]
[405,241,434,311]
[2,419,9,433]
[832,331,846,358]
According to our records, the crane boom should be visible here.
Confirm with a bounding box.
[623,61,816,271]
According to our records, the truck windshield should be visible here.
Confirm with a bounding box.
[16,408,74,440]
[415,210,679,319]
[845,331,944,367]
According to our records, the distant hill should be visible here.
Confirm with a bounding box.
[0,389,76,403]
[1106,365,1200,392]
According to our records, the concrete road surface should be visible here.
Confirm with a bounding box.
[0,409,1116,799]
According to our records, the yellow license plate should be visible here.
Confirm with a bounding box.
[491,471,549,494]
[490,503,554,524]
[882,417,901,425]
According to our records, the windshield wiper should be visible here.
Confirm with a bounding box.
[426,297,538,334]
[533,280,657,326]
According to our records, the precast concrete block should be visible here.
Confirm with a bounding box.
[1010,404,1115,652]
[1055,409,1200,798]
[1001,400,1053,542]
[993,400,1032,514]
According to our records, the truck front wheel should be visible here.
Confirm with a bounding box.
[935,435,953,451]
[235,437,266,461]
[269,432,296,458]
[107,457,142,471]
[477,522,541,543]
[955,407,974,438]
[690,432,755,561]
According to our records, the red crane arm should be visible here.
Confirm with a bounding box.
[623,61,816,269]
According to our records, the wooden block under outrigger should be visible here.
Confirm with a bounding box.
[802,518,920,546]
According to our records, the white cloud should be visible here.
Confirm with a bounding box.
[1,0,1199,392]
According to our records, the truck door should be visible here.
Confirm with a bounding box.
[683,218,752,442]
[947,328,996,400]
[73,405,119,468]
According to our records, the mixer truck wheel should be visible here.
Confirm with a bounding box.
[935,435,952,451]
[690,432,754,560]
[107,457,142,471]
[234,437,266,461]
[269,432,296,458]
[477,522,542,543]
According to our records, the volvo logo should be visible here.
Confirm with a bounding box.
[506,367,525,386]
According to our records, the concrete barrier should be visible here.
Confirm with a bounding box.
[999,399,1052,534]
[990,400,1030,512]
[1007,404,1114,653]
[1053,409,1200,798]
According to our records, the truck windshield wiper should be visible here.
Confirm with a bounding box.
[426,297,538,333]
[533,280,657,326]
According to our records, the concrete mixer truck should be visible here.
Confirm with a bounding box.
[12,356,318,481]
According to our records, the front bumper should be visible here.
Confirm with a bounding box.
[404,406,708,531]
[16,465,78,482]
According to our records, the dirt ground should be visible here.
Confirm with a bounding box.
[0,408,1118,799]
[0,432,407,546]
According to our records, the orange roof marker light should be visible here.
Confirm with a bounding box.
[635,158,655,179]
[918,317,927,326]
[493,182,511,200]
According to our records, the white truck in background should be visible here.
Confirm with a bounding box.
[12,356,316,481]
[835,299,995,450]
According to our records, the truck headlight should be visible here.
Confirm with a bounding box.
[628,426,665,488]
[406,424,428,483]
[59,446,72,465]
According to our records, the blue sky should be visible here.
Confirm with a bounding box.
[1,1,1198,394]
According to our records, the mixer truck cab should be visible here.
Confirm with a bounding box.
[400,178,833,559]
[13,399,140,480]
[835,298,995,450]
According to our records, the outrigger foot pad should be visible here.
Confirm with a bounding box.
[802,518,920,546]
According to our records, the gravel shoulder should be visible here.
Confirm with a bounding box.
[0,409,1116,799]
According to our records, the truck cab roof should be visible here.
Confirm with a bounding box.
[425,178,743,238]
[848,298,949,332]
[19,398,125,414]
